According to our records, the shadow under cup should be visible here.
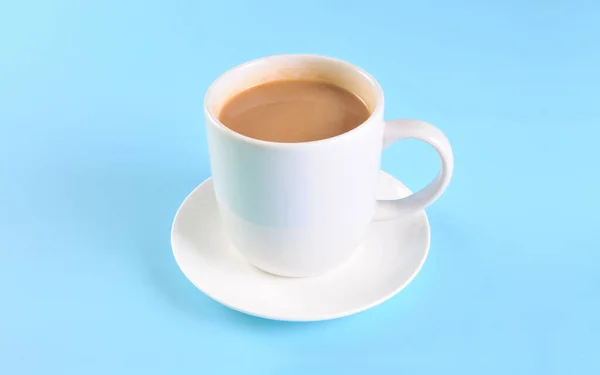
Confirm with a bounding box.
[204,55,385,277]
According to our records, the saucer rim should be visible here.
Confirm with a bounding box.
[170,171,430,322]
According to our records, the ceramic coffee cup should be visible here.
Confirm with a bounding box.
[204,54,454,277]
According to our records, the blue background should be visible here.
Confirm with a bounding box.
[1,0,599,373]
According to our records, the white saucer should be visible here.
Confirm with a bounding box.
[171,171,430,321]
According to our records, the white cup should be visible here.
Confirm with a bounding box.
[204,54,454,277]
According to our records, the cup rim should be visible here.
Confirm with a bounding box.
[203,54,384,148]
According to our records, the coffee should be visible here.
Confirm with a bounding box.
[218,80,371,143]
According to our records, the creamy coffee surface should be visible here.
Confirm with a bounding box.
[218,80,371,143]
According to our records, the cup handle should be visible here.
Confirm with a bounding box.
[373,119,454,221]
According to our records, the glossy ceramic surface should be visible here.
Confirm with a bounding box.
[171,171,430,321]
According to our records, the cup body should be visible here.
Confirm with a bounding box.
[204,55,385,277]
